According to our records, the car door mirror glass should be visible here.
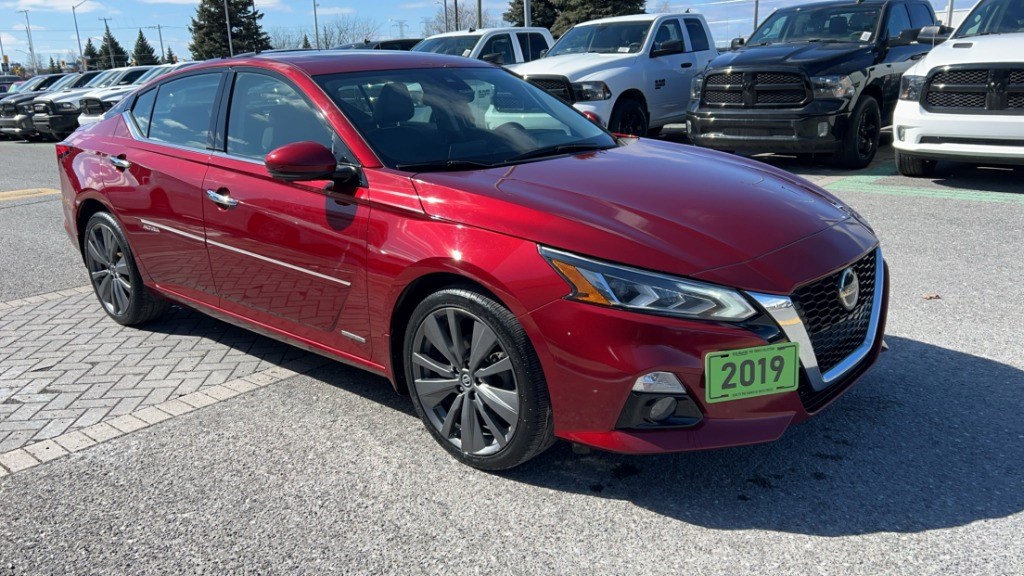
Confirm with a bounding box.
[265,141,343,182]
[481,52,504,65]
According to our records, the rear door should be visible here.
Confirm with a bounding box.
[201,69,371,358]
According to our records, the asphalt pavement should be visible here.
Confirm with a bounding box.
[0,139,1021,574]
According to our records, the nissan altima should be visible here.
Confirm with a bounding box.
[57,51,888,469]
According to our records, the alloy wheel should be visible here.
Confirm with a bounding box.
[857,107,879,159]
[410,307,520,456]
[84,223,132,316]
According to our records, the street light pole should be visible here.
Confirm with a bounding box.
[476,0,482,28]
[223,0,234,56]
[18,10,38,76]
[0,31,7,75]
[73,1,89,71]
[313,2,321,50]
[754,0,760,33]
[524,0,531,27]
[946,1,955,28]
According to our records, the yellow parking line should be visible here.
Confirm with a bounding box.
[0,188,61,202]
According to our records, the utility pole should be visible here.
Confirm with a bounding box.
[313,2,321,49]
[754,0,760,33]
[0,29,7,75]
[99,17,116,67]
[18,10,38,75]
[946,1,955,28]
[250,0,259,53]
[442,0,449,32]
[146,25,165,64]
[223,0,234,56]
[476,0,482,28]
[73,1,89,71]
[524,0,531,27]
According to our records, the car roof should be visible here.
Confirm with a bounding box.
[774,0,891,11]
[425,27,550,38]
[187,50,492,77]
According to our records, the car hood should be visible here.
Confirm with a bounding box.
[36,88,99,104]
[412,139,864,285]
[1,93,46,105]
[913,33,1024,70]
[509,52,637,80]
[708,42,872,73]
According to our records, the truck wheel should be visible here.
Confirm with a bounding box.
[895,151,937,177]
[836,97,881,169]
[609,98,649,137]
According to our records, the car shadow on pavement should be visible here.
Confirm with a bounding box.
[500,336,1024,536]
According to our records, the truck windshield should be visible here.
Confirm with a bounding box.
[548,22,652,56]
[412,35,482,57]
[956,0,1024,38]
[83,70,117,88]
[48,74,79,91]
[748,5,881,45]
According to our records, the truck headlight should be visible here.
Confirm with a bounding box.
[691,74,704,101]
[572,81,612,101]
[899,75,926,101]
[540,246,756,321]
[811,75,855,99]
[59,102,78,111]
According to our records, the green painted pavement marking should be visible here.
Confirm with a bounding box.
[828,180,1024,205]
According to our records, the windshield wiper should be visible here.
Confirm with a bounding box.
[394,159,497,172]
[505,143,615,163]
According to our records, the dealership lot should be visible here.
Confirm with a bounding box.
[0,138,1021,573]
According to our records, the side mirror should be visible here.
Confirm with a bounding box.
[888,29,917,47]
[265,141,357,184]
[731,37,746,50]
[651,39,685,58]
[916,25,952,45]
[481,52,505,65]
[539,48,548,57]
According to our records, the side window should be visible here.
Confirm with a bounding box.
[130,88,157,137]
[908,3,935,28]
[886,4,913,38]
[118,70,147,85]
[149,73,221,149]
[652,19,686,52]
[684,19,710,52]
[517,33,549,62]
[480,34,516,64]
[226,72,339,162]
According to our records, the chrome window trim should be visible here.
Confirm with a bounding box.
[747,247,884,392]
[139,219,352,287]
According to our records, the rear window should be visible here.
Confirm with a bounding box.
[684,19,711,52]
[517,32,549,62]
[908,2,935,28]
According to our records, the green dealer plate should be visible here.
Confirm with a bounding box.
[705,342,800,404]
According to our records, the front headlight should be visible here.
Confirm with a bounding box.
[899,75,926,101]
[540,247,757,321]
[810,75,855,99]
[59,102,78,111]
[691,74,704,101]
[572,81,612,101]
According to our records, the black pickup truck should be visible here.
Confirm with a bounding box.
[687,0,942,168]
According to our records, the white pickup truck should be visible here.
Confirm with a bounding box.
[508,13,718,135]
[892,0,1024,176]
[412,27,555,66]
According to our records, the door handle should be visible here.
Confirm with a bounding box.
[680,62,693,68]
[109,156,131,170]
[206,189,238,209]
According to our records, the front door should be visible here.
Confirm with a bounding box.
[647,18,698,124]
[201,70,372,358]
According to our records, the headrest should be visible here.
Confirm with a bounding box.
[373,83,415,126]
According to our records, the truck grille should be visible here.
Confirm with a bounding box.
[924,66,1024,114]
[791,250,877,375]
[0,102,16,118]
[523,75,576,104]
[34,102,52,114]
[702,71,810,108]
[80,98,110,116]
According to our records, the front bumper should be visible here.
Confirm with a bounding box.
[893,100,1024,165]
[33,111,79,136]
[527,245,888,455]
[0,114,38,137]
[573,100,616,127]
[77,113,103,127]
[687,100,850,153]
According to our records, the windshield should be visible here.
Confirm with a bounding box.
[134,66,171,84]
[35,75,67,90]
[748,5,881,44]
[412,35,481,57]
[49,74,79,91]
[7,82,24,94]
[84,70,117,88]
[956,0,1024,38]
[316,66,615,170]
[548,22,652,56]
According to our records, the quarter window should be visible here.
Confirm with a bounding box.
[684,19,710,52]
[225,72,341,162]
[148,73,221,149]
[652,19,686,52]
[131,88,157,137]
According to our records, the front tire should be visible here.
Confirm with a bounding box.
[404,287,554,470]
[609,97,649,137]
[83,212,168,326]
[836,96,881,169]
[895,150,937,177]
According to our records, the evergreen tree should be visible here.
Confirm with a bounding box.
[49,56,59,73]
[83,38,101,71]
[98,23,130,69]
[165,46,177,64]
[504,0,559,30]
[189,0,272,60]
[550,0,645,36]
[134,30,159,65]
[301,34,312,49]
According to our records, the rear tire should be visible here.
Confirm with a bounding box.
[609,97,649,137]
[404,287,554,470]
[836,96,881,169]
[83,212,169,326]
[895,151,937,177]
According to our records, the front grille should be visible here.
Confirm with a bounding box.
[33,102,51,114]
[924,66,1024,114]
[791,250,877,374]
[80,98,106,116]
[17,103,32,115]
[0,103,15,118]
[524,75,575,104]
[701,70,810,109]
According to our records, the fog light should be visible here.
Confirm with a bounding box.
[647,397,678,422]
[633,372,686,393]
[818,121,829,137]
[896,126,906,141]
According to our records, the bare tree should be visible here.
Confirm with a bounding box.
[651,0,673,13]
[269,15,383,49]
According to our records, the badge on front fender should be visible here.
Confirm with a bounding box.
[704,342,800,404]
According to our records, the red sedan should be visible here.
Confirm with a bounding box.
[57,51,888,470]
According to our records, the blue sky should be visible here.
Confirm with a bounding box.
[0,0,961,66]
